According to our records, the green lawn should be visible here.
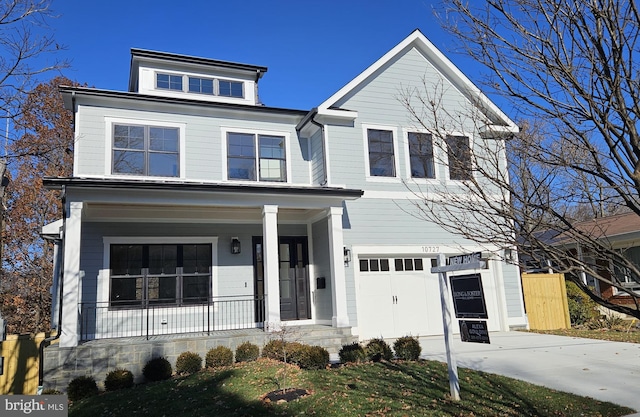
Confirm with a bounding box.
[69,358,634,417]
[528,327,640,344]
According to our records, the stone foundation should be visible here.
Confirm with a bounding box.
[43,326,355,391]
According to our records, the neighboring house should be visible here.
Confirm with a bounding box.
[563,212,640,305]
[42,30,527,385]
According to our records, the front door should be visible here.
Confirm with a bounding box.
[253,236,311,321]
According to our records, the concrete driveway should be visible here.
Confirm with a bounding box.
[418,331,640,413]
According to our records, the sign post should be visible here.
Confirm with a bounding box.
[431,252,486,401]
[435,253,459,401]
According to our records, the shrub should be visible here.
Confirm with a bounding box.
[566,281,600,325]
[339,342,366,363]
[262,340,319,364]
[235,341,260,363]
[205,346,233,368]
[393,336,422,361]
[261,340,287,361]
[293,345,330,370]
[284,342,306,363]
[143,357,173,382]
[104,368,134,391]
[587,312,626,330]
[67,376,99,402]
[41,388,62,395]
[175,351,203,375]
[365,338,393,362]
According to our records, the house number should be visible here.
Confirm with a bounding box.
[421,246,440,253]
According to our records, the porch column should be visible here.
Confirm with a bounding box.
[262,205,280,330]
[327,206,349,327]
[60,201,83,347]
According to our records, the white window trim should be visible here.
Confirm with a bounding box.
[402,127,440,183]
[444,131,475,182]
[221,126,292,184]
[362,123,401,183]
[100,236,219,306]
[104,117,187,179]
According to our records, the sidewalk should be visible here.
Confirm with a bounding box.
[418,331,640,413]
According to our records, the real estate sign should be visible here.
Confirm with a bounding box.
[449,273,488,319]
[459,320,490,344]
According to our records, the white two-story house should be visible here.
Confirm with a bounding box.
[42,29,527,386]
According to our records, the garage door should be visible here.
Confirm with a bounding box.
[356,257,443,340]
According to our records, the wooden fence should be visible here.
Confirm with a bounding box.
[521,273,571,330]
[0,332,52,394]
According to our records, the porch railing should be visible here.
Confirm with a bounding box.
[79,296,265,341]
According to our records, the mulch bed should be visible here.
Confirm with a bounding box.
[261,388,311,403]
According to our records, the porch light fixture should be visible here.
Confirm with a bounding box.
[231,237,241,254]
[504,248,514,262]
[343,247,351,266]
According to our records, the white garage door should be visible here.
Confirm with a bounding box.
[356,256,504,340]
[356,257,443,340]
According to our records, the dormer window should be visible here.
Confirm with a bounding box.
[188,77,214,95]
[155,72,245,99]
[156,73,182,91]
[218,79,243,98]
[131,49,265,105]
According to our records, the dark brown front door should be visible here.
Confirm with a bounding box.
[253,236,310,321]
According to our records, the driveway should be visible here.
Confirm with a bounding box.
[418,331,640,412]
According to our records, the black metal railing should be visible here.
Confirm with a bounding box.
[79,296,265,341]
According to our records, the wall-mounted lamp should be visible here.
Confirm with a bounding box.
[231,237,241,254]
[504,248,514,262]
[343,247,351,266]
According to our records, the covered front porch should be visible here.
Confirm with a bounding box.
[43,178,362,348]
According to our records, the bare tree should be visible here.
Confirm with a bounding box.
[0,1,66,333]
[402,0,640,318]
[0,0,66,145]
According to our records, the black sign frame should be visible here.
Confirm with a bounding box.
[450,273,488,319]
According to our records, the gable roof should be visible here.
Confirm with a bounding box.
[317,29,518,136]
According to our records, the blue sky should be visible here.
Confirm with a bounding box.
[43,0,481,111]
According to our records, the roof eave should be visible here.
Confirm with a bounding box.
[43,177,364,199]
[58,85,309,117]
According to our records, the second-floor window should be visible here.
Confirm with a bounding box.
[446,135,472,181]
[227,132,286,182]
[113,124,179,177]
[367,129,396,177]
[408,132,435,179]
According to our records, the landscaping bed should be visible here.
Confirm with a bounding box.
[68,358,633,417]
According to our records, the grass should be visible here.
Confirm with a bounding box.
[69,358,634,417]
[528,322,640,344]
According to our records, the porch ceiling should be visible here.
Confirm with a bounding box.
[83,203,325,224]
